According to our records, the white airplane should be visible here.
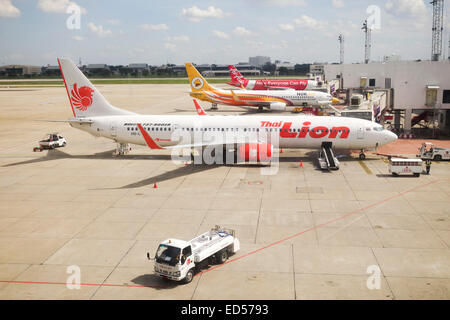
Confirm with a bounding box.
[186,63,339,111]
[55,58,397,166]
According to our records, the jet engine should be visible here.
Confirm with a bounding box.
[269,102,287,111]
[237,143,273,163]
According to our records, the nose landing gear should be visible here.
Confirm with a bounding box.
[359,150,366,160]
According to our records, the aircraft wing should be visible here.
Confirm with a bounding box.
[229,90,273,107]
[137,122,265,150]
[36,118,94,124]
[165,135,264,150]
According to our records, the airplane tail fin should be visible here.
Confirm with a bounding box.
[58,58,134,117]
[185,63,215,93]
[228,65,248,87]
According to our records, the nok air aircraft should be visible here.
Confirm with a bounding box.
[185,62,339,112]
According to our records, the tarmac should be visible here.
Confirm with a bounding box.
[0,84,449,300]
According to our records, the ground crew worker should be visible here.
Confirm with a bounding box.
[425,160,432,174]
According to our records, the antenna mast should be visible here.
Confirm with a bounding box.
[362,20,372,64]
[431,0,444,61]
[338,34,344,64]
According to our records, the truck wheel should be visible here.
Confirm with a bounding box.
[183,269,194,284]
[414,173,420,177]
[434,155,442,161]
[217,250,228,264]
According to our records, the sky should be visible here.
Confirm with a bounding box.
[1,0,450,66]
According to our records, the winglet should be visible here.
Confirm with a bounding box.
[193,99,207,116]
[137,124,164,149]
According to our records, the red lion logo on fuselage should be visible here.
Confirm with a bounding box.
[71,83,94,111]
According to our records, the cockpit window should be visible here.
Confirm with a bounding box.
[373,127,383,132]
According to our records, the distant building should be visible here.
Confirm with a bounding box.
[41,65,61,76]
[0,65,41,76]
[275,61,295,71]
[383,54,401,63]
[85,64,110,76]
[128,63,149,72]
[310,64,325,76]
[249,56,271,67]
[202,63,260,77]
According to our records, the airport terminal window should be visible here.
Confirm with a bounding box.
[369,79,376,87]
[443,90,450,104]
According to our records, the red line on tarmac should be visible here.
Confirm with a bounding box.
[195,178,443,277]
[0,280,165,289]
[0,179,443,288]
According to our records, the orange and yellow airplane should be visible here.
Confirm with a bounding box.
[185,62,338,112]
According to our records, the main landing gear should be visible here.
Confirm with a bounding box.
[359,150,366,160]
[114,143,131,156]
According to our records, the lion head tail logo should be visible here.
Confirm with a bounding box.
[71,83,94,111]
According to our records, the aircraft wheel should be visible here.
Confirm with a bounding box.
[359,153,366,160]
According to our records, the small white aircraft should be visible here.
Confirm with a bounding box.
[55,58,397,166]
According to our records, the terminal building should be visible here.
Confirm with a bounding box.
[201,63,260,77]
[324,60,450,136]
[0,65,42,76]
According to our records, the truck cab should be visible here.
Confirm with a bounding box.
[152,239,193,282]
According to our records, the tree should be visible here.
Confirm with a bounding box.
[262,62,276,74]
[294,64,309,75]
[278,67,288,75]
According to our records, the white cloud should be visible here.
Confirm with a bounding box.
[385,0,429,31]
[246,40,263,48]
[331,0,344,8]
[294,15,327,30]
[181,6,225,22]
[37,0,86,14]
[233,26,254,37]
[88,22,112,38]
[166,35,190,42]
[72,35,83,41]
[213,30,229,39]
[279,24,294,31]
[385,0,427,18]
[263,0,307,7]
[164,43,176,51]
[106,19,120,25]
[0,0,20,18]
[140,23,169,31]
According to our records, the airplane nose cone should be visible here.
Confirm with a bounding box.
[387,131,398,143]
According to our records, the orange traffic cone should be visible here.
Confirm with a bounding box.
[153,182,158,189]
[280,148,283,153]
[300,160,303,168]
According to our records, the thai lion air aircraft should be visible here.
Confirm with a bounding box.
[186,63,339,111]
[227,65,319,91]
[56,58,397,164]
